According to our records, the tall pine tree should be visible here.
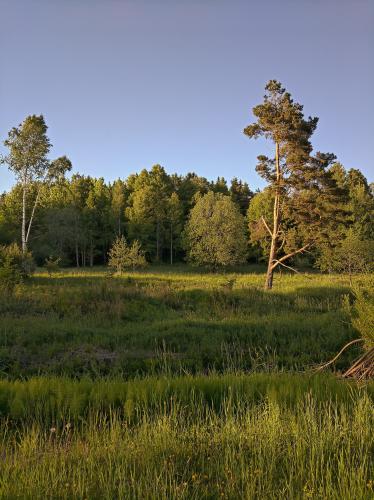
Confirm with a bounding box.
[244,81,344,289]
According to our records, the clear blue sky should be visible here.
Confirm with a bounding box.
[1,0,373,192]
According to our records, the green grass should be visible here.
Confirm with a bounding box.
[0,373,373,499]
[1,266,373,498]
[0,265,368,377]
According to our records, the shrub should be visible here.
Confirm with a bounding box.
[0,243,34,290]
[44,256,61,277]
[316,229,374,284]
[108,236,147,274]
[351,282,374,349]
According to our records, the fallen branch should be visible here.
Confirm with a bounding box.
[343,347,374,380]
[314,338,364,373]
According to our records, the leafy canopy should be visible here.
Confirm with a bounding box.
[184,192,247,269]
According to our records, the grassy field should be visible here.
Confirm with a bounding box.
[0,265,368,377]
[0,373,373,499]
[0,266,373,498]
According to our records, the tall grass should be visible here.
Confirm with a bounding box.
[0,374,373,499]
[0,268,373,498]
[1,372,372,424]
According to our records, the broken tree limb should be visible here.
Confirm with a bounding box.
[273,259,301,274]
[314,338,364,373]
[260,216,273,238]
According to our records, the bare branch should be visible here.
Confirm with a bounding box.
[278,234,286,252]
[270,243,310,270]
[273,259,300,274]
[260,216,273,237]
[314,338,364,373]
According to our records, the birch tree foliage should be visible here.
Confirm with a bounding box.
[184,191,247,269]
[1,115,71,252]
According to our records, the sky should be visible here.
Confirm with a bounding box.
[1,0,373,192]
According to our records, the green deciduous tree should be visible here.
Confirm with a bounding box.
[247,188,274,261]
[1,115,51,252]
[184,191,247,269]
[317,229,373,285]
[1,115,71,252]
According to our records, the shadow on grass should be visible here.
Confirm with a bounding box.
[0,271,360,378]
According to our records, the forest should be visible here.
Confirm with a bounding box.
[1,88,373,279]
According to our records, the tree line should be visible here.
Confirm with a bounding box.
[1,81,373,288]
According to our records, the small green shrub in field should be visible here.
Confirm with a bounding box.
[44,256,61,276]
[0,243,34,291]
[342,280,374,350]
[108,236,147,274]
[351,283,374,348]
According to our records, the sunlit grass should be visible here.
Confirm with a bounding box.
[1,265,370,377]
[0,373,373,499]
[1,267,373,498]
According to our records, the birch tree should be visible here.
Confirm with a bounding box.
[1,115,71,252]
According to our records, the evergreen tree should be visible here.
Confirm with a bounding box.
[211,177,229,195]
[244,80,344,289]
[108,236,146,274]
[230,177,253,215]
[111,179,126,236]
[126,165,172,260]
[167,193,183,264]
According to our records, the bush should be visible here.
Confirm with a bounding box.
[351,282,374,349]
[0,243,34,290]
[108,236,147,274]
[316,229,374,283]
[44,256,61,277]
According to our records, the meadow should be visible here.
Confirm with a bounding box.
[0,266,368,377]
[0,266,373,498]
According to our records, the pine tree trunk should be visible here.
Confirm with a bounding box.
[22,183,27,253]
[264,142,281,290]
